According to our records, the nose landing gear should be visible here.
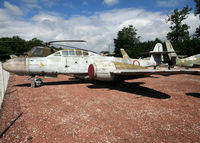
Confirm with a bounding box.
[31,78,43,88]
[27,76,43,88]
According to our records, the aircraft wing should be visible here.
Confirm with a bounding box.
[111,69,198,76]
[88,62,199,81]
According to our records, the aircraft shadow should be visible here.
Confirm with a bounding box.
[186,93,200,98]
[15,83,30,87]
[160,72,200,77]
[87,81,170,99]
[15,79,90,87]
[15,79,170,99]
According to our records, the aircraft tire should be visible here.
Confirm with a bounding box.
[31,80,36,88]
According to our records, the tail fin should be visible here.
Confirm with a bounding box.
[120,49,130,59]
[152,43,163,53]
[149,43,164,66]
[10,55,18,59]
[165,40,177,60]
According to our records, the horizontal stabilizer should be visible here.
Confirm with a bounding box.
[177,55,187,58]
[143,51,175,55]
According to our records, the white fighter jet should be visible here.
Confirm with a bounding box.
[2,42,197,87]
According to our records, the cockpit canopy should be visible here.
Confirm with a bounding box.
[28,46,57,57]
[62,49,88,56]
[30,47,43,55]
[51,49,98,57]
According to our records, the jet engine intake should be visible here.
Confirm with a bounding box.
[88,62,116,81]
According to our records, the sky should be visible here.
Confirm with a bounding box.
[0,0,199,52]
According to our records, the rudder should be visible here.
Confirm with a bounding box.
[165,40,177,60]
[149,43,164,66]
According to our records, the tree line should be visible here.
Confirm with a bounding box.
[0,36,61,60]
[0,36,44,59]
[0,1,199,62]
[114,0,200,60]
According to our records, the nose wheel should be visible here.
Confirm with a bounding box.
[30,77,43,88]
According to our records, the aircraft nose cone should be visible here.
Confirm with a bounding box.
[2,58,29,75]
[2,60,12,72]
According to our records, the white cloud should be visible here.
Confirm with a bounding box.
[155,0,186,7]
[184,14,199,35]
[8,0,41,15]
[103,0,119,6]
[4,1,23,16]
[0,6,199,53]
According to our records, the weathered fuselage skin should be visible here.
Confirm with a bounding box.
[2,49,157,78]
[3,49,199,82]
[176,54,200,67]
[3,57,29,75]
[165,40,200,68]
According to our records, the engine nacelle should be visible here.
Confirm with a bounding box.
[88,62,116,81]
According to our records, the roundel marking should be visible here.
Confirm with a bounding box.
[133,60,140,66]
[88,64,94,78]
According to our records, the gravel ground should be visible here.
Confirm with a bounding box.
[0,73,200,143]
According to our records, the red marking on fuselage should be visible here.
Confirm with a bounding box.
[88,64,94,78]
[133,60,140,66]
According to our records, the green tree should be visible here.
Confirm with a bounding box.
[194,0,200,16]
[0,36,46,60]
[27,38,43,51]
[167,6,192,42]
[194,0,200,38]
[194,26,200,38]
[0,36,26,54]
[114,25,140,57]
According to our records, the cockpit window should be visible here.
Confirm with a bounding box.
[30,47,37,53]
[68,50,75,56]
[34,48,43,56]
[62,51,68,56]
[76,50,82,56]
[54,52,61,56]
[61,49,89,56]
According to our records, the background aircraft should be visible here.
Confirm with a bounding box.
[165,40,200,68]
[0,40,86,59]
[121,43,166,68]
[2,41,197,88]
[24,46,58,57]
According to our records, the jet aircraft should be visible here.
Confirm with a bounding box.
[165,40,200,68]
[121,43,165,68]
[2,41,197,88]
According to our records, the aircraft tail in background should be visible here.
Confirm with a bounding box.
[10,55,18,59]
[120,49,130,59]
[149,43,164,66]
[165,40,178,60]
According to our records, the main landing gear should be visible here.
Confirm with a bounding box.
[27,76,43,88]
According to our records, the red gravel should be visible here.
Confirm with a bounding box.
[0,73,200,143]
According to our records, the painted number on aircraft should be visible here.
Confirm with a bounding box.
[133,60,140,66]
